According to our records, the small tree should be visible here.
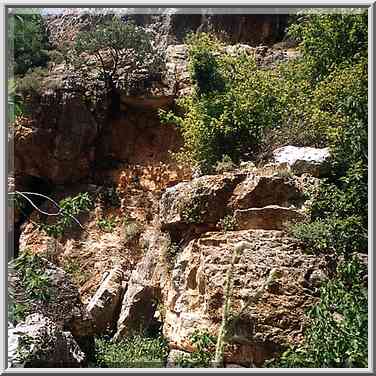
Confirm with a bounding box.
[70,16,160,106]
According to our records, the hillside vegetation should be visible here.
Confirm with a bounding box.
[9,9,368,368]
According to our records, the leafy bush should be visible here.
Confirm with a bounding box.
[95,335,169,368]
[289,11,367,81]
[186,32,225,95]
[270,255,367,368]
[160,33,282,172]
[8,302,29,325]
[214,155,236,174]
[15,67,50,95]
[122,220,142,243]
[175,330,217,368]
[291,215,366,255]
[10,251,51,309]
[38,192,93,238]
[9,12,51,75]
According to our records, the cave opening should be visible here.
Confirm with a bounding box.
[10,175,54,260]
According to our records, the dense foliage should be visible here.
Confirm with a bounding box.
[272,256,367,368]
[174,330,217,367]
[95,335,169,368]
[160,33,282,173]
[9,251,51,324]
[9,13,50,76]
[70,16,159,99]
[160,11,368,368]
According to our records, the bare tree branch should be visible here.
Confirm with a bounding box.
[9,191,87,232]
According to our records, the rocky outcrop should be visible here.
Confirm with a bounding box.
[9,257,94,338]
[45,11,287,49]
[234,206,306,231]
[229,175,304,209]
[162,230,327,366]
[272,146,331,177]
[13,93,98,185]
[114,229,169,340]
[8,314,86,368]
[86,266,124,333]
[160,173,245,239]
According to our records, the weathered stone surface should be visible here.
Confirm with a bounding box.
[160,173,246,237]
[13,94,98,185]
[8,314,86,368]
[166,349,190,368]
[114,229,169,340]
[9,256,94,338]
[86,265,124,333]
[96,110,182,167]
[272,146,331,177]
[46,11,287,49]
[234,205,306,231]
[229,174,304,210]
[162,230,326,366]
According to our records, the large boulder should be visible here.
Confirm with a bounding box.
[272,146,331,177]
[9,256,94,338]
[162,230,327,366]
[160,173,245,238]
[86,265,125,333]
[114,229,169,340]
[8,314,86,368]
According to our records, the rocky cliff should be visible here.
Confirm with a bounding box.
[8,12,333,368]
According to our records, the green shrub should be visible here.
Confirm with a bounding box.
[160,33,282,172]
[38,192,93,238]
[9,12,51,75]
[291,215,366,255]
[97,216,117,233]
[95,335,169,368]
[269,255,367,368]
[8,302,29,325]
[122,219,142,242]
[97,186,121,207]
[11,251,51,303]
[217,214,236,232]
[289,11,367,81]
[70,16,159,100]
[63,258,89,286]
[15,67,50,96]
[175,330,217,368]
[186,32,225,95]
[214,155,236,174]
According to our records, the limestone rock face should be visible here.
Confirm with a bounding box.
[13,94,98,185]
[160,173,246,237]
[272,146,331,177]
[8,314,86,368]
[114,229,169,340]
[234,206,307,231]
[229,175,304,209]
[86,266,124,333]
[162,230,327,366]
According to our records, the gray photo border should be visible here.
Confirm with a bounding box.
[0,1,374,374]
